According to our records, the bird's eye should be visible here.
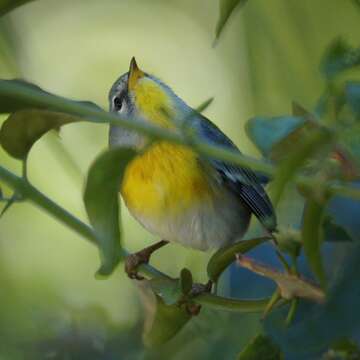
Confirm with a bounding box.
[113,96,123,111]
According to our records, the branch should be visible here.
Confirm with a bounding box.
[0,81,359,200]
[0,165,166,280]
[236,254,325,304]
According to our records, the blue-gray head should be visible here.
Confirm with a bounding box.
[108,57,191,149]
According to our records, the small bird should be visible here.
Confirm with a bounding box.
[109,58,276,279]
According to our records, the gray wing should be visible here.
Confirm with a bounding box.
[194,114,277,232]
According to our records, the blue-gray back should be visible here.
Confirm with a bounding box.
[193,113,277,232]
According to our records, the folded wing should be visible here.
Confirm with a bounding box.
[194,114,277,232]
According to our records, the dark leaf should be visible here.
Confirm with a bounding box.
[238,334,283,360]
[143,295,191,347]
[264,239,360,358]
[271,127,334,204]
[207,237,269,282]
[354,0,360,8]
[321,38,360,79]
[323,216,353,242]
[0,110,78,159]
[0,0,36,17]
[245,115,305,158]
[215,0,248,42]
[83,148,136,276]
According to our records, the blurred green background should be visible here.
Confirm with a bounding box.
[0,0,359,358]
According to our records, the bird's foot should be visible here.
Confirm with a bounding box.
[183,280,212,316]
[189,280,213,297]
[124,240,169,280]
[124,250,150,280]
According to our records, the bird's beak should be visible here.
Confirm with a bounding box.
[128,57,145,91]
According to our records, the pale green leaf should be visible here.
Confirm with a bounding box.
[84,147,136,276]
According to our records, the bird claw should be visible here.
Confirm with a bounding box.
[189,280,213,297]
[124,251,150,280]
[124,240,169,280]
[183,281,212,316]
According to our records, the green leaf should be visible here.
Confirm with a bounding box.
[207,237,269,282]
[0,0,36,17]
[148,278,182,305]
[0,110,78,159]
[238,334,283,360]
[271,127,334,205]
[302,198,328,289]
[83,147,136,276]
[245,115,305,158]
[321,38,360,79]
[0,79,103,114]
[0,80,104,160]
[143,295,191,347]
[323,216,352,242]
[215,0,248,42]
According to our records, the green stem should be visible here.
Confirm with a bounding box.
[262,288,281,318]
[0,81,359,200]
[285,297,299,327]
[0,164,164,279]
[195,293,270,312]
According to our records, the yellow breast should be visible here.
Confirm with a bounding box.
[121,142,214,218]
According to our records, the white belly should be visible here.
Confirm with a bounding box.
[125,190,251,251]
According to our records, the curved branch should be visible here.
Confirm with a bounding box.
[0,81,359,200]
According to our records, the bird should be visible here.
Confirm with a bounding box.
[108,57,276,280]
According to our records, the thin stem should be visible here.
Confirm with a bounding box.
[22,157,28,181]
[262,288,281,319]
[0,164,165,279]
[195,293,270,312]
[0,165,96,242]
[285,297,299,327]
[0,81,359,200]
[276,250,291,273]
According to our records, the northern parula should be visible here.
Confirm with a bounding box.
[109,58,276,279]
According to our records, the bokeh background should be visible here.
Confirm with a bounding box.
[0,0,359,358]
